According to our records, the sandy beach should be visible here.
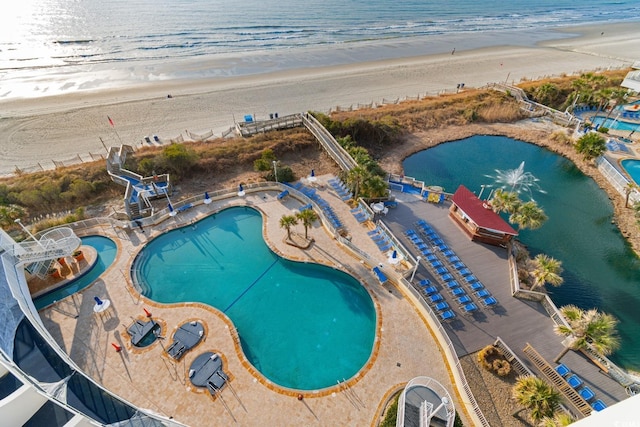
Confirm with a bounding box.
[1,21,639,175]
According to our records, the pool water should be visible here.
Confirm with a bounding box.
[403,136,640,370]
[35,236,117,310]
[133,206,376,390]
[590,115,639,132]
[621,159,640,186]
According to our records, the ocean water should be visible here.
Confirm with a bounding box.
[1,0,639,99]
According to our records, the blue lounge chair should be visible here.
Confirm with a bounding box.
[441,273,454,282]
[481,296,498,307]
[457,295,471,305]
[451,287,465,296]
[368,228,381,236]
[579,386,595,401]
[439,310,456,321]
[423,286,438,295]
[379,243,393,252]
[425,254,437,262]
[447,255,460,263]
[476,289,490,298]
[277,189,289,200]
[431,260,443,268]
[458,268,472,276]
[446,280,460,289]
[418,279,431,287]
[591,399,606,411]
[470,282,484,291]
[567,374,583,389]
[429,294,443,303]
[555,364,570,377]
[463,303,478,313]
[372,266,388,284]
[465,275,478,283]
[441,249,455,257]
[434,301,449,311]
[435,267,448,275]
[452,261,465,270]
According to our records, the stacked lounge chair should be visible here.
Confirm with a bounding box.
[328,177,353,201]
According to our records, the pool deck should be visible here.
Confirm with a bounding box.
[382,189,629,411]
[38,177,471,427]
[37,173,631,426]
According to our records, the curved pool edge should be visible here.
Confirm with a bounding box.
[126,203,383,396]
[620,158,640,186]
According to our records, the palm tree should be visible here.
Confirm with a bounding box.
[604,88,629,121]
[490,189,520,214]
[553,305,621,363]
[295,209,318,240]
[540,412,574,427]
[512,375,561,423]
[362,174,389,199]
[575,132,606,162]
[346,166,368,200]
[509,200,548,230]
[530,254,564,291]
[279,214,298,240]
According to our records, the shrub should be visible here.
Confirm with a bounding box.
[478,345,512,376]
[156,143,199,177]
[493,359,512,377]
[266,165,295,183]
[477,345,499,371]
[254,149,277,171]
[597,126,609,134]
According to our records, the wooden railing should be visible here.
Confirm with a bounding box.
[523,343,592,419]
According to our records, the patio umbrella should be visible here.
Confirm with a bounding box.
[203,191,212,204]
[308,169,317,183]
[388,249,401,265]
[237,184,246,197]
[168,203,177,217]
[94,296,103,305]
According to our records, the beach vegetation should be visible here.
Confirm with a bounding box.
[553,305,621,363]
[519,69,628,112]
[512,376,561,423]
[596,126,609,134]
[550,130,573,145]
[156,143,199,177]
[575,132,606,161]
[253,149,277,171]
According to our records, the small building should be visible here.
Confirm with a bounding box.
[621,61,640,93]
[449,185,518,246]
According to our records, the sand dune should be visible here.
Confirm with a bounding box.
[0,22,638,175]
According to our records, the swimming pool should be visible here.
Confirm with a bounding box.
[621,159,640,186]
[132,206,376,391]
[34,236,117,310]
[590,115,639,132]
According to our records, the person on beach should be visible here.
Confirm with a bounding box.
[451,48,455,55]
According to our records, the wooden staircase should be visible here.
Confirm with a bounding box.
[523,343,592,419]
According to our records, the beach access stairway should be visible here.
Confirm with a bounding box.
[487,83,579,126]
[233,112,359,173]
[106,145,172,219]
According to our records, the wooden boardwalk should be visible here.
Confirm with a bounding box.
[381,189,629,413]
